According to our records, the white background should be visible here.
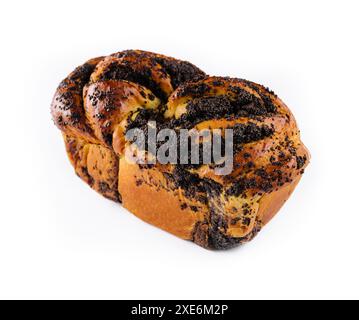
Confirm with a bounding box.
[0,0,358,300]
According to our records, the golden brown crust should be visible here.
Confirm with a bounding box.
[118,159,208,239]
[51,50,309,249]
[63,134,120,202]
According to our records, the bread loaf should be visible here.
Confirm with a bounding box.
[51,50,309,249]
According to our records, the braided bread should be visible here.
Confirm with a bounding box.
[51,50,309,249]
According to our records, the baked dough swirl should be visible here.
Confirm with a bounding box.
[51,50,309,249]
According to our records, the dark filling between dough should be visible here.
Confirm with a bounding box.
[97,61,168,100]
[113,50,207,90]
[125,103,275,166]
